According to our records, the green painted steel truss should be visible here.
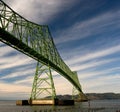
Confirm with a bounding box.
[0,0,86,99]
[31,62,56,100]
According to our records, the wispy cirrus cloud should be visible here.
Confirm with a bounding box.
[0,81,31,99]
[66,44,120,65]
[78,67,120,79]
[54,10,120,44]
[0,68,35,79]
[13,76,33,85]
[0,43,16,57]
[0,42,36,79]
[3,0,77,24]
[0,56,34,70]
[81,73,120,93]
[71,58,120,71]
[0,42,36,99]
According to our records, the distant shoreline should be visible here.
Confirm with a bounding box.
[54,92,120,100]
[0,93,120,100]
[86,93,120,100]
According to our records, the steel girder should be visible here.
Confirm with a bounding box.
[0,0,83,94]
[31,62,56,100]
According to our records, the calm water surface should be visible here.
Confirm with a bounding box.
[0,99,120,112]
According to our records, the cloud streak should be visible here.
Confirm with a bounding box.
[71,58,120,71]
[81,73,120,93]
[66,44,120,65]
[0,81,31,99]
[3,0,77,24]
[54,10,120,44]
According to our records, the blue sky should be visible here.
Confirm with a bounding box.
[0,0,120,99]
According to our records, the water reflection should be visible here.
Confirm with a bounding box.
[0,100,120,112]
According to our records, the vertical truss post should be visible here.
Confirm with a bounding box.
[30,62,56,100]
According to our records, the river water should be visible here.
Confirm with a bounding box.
[0,99,120,112]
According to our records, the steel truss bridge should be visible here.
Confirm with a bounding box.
[0,0,87,100]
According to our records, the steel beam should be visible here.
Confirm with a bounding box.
[0,0,84,95]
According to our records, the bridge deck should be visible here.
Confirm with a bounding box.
[0,0,84,95]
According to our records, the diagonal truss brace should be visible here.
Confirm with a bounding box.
[30,62,56,100]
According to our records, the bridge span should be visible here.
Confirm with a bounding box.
[0,0,87,101]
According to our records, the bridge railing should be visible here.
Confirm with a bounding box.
[0,0,82,92]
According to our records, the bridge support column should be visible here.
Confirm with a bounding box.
[72,86,88,102]
[72,86,80,100]
[30,62,56,100]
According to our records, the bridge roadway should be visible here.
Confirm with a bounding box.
[0,0,84,95]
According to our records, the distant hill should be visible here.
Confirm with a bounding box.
[86,93,120,100]
[45,93,120,100]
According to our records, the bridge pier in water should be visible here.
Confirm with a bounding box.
[28,62,86,105]
[29,62,75,105]
[29,62,57,105]
[16,62,87,105]
[30,62,56,100]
